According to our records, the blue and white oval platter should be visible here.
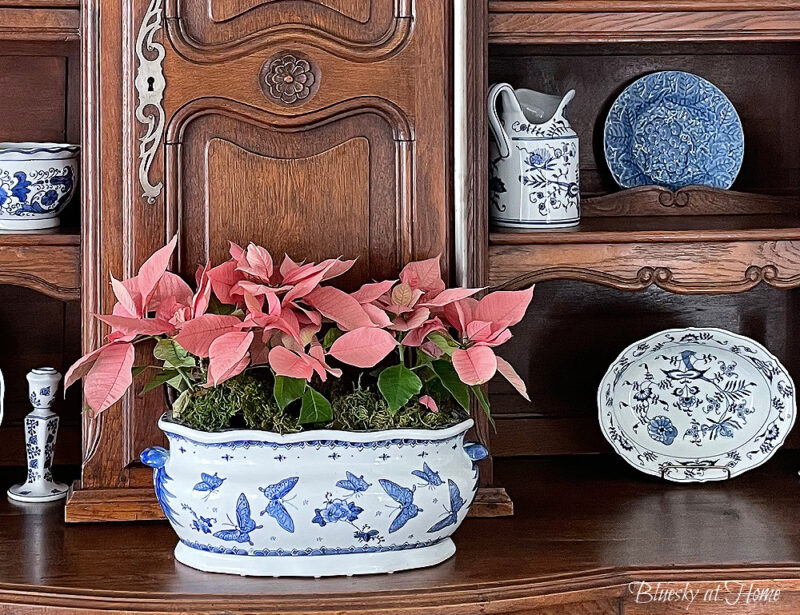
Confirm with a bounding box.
[598,328,795,483]
[604,71,744,191]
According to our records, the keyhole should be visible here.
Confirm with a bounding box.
[147,76,155,92]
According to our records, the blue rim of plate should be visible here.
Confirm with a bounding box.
[597,328,796,483]
[603,71,744,191]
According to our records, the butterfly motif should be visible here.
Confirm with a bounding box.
[412,462,443,488]
[379,479,422,533]
[213,493,262,545]
[193,472,226,500]
[427,479,466,533]
[336,471,371,495]
[353,528,381,543]
[259,477,299,533]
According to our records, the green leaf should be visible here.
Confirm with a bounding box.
[322,327,344,349]
[378,364,423,414]
[274,376,306,410]
[428,333,456,356]
[208,295,237,315]
[471,385,495,429]
[430,360,470,411]
[132,366,149,378]
[153,340,195,368]
[298,388,333,424]
[171,390,190,419]
[140,370,180,395]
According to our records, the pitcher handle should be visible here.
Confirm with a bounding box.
[553,89,576,124]
[140,446,169,469]
[488,82,520,160]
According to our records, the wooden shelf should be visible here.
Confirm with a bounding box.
[0,6,79,41]
[8,456,800,612]
[0,228,80,300]
[488,2,800,43]
[491,214,800,245]
[489,190,800,293]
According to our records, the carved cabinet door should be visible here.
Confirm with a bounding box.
[72,0,451,519]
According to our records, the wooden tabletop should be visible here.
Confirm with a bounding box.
[5,454,800,613]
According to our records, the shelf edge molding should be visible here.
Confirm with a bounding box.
[489,240,800,295]
[0,243,80,301]
[0,8,80,41]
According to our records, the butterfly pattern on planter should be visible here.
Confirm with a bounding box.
[427,480,465,533]
[335,471,371,495]
[214,493,262,545]
[412,462,443,488]
[193,472,225,500]
[379,479,422,533]
[258,477,299,533]
[151,422,484,565]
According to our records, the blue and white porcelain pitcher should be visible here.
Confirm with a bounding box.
[488,83,580,229]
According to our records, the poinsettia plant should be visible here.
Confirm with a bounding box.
[65,237,532,430]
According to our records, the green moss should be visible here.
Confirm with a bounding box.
[173,373,466,434]
[178,373,295,433]
[327,388,466,432]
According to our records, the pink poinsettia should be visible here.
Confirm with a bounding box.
[443,287,534,397]
[66,239,532,423]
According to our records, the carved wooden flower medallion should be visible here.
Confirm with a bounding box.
[260,52,320,106]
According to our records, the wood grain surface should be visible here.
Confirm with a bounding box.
[12,456,800,612]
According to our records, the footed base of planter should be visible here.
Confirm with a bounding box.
[174,539,456,577]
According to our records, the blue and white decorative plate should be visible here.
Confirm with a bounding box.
[598,328,795,483]
[604,71,744,190]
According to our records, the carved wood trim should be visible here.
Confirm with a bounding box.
[165,96,412,144]
[492,264,800,295]
[0,273,79,301]
[258,51,321,106]
[164,97,414,273]
[583,185,799,218]
[163,3,413,64]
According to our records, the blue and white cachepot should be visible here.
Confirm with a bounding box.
[488,83,580,229]
[0,143,79,230]
[141,415,487,577]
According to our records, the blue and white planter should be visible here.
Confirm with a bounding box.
[142,415,487,577]
[0,143,79,230]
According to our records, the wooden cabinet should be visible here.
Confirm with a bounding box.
[67,0,455,521]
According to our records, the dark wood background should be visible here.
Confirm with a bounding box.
[0,37,81,466]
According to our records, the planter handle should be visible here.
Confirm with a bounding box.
[140,446,169,469]
[464,441,488,461]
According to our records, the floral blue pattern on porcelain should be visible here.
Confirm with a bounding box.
[598,328,796,482]
[0,143,79,229]
[8,368,69,503]
[140,415,483,576]
[488,83,580,229]
[604,72,744,190]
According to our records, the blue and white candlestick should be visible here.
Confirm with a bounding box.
[8,368,69,503]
